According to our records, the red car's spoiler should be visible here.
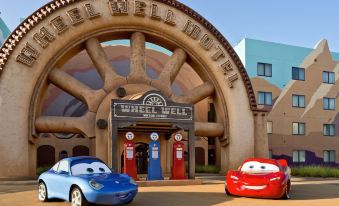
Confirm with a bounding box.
[277,159,288,167]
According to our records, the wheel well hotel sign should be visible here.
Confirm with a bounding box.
[3,0,239,88]
[112,91,193,122]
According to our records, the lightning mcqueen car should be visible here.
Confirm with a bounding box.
[225,158,291,199]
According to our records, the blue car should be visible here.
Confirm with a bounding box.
[38,156,138,206]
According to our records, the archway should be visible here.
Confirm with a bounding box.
[73,145,90,157]
[195,147,205,166]
[0,0,267,178]
[37,145,55,168]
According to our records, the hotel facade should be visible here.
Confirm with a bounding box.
[235,38,339,166]
[0,0,267,179]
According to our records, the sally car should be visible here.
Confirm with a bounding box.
[38,156,138,206]
[225,158,291,199]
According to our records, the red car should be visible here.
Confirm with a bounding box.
[225,158,291,199]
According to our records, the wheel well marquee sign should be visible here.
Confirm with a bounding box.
[112,91,194,122]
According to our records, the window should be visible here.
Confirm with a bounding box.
[269,150,273,159]
[293,150,306,163]
[292,122,305,135]
[257,62,272,77]
[51,162,59,172]
[323,71,335,84]
[292,95,305,108]
[324,150,336,163]
[258,92,272,105]
[292,67,305,81]
[57,160,69,173]
[323,98,335,110]
[323,124,335,136]
[267,121,273,134]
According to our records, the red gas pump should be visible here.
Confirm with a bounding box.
[123,132,138,180]
[170,133,187,180]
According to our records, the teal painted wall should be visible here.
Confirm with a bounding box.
[0,18,11,46]
[234,38,339,88]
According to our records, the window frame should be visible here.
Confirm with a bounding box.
[293,150,306,163]
[323,97,336,110]
[267,121,273,134]
[257,62,272,77]
[323,71,335,84]
[292,67,305,81]
[323,124,336,136]
[258,91,273,106]
[323,150,336,163]
[292,122,306,135]
[292,94,305,108]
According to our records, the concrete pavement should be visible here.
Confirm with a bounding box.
[1,177,339,206]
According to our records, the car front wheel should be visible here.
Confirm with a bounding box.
[38,182,48,202]
[281,181,291,199]
[71,187,89,206]
[225,186,232,196]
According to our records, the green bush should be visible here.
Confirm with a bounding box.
[36,166,52,176]
[291,166,339,178]
[195,165,220,173]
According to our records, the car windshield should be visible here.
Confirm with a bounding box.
[71,158,112,175]
[240,161,280,174]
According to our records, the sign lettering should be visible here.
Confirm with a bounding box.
[15,1,239,88]
[112,91,193,122]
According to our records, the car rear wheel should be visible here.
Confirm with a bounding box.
[38,182,48,202]
[71,187,89,206]
[281,181,291,199]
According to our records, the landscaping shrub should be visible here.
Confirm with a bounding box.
[195,165,220,173]
[36,166,52,176]
[291,166,339,178]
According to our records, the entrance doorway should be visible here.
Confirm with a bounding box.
[120,142,149,174]
[135,142,149,174]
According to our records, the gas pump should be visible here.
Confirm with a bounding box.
[147,132,164,180]
[170,133,187,180]
[123,132,138,180]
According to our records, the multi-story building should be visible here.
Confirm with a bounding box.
[0,17,10,46]
[235,38,339,166]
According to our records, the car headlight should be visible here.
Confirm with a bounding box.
[270,177,281,181]
[230,175,239,180]
[130,178,138,186]
[89,180,104,190]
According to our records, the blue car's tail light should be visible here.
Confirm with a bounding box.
[89,180,104,190]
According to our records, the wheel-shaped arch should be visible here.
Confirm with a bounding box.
[0,0,267,178]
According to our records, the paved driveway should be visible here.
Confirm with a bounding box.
[1,178,339,206]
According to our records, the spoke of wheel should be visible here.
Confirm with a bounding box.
[49,69,106,112]
[86,38,127,92]
[35,112,96,138]
[152,48,187,96]
[195,122,224,137]
[171,81,215,104]
[128,32,149,84]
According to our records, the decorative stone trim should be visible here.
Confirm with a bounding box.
[0,0,257,110]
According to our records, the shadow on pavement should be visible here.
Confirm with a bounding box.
[290,183,339,200]
[131,191,231,206]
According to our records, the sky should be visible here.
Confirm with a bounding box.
[1,0,339,51]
